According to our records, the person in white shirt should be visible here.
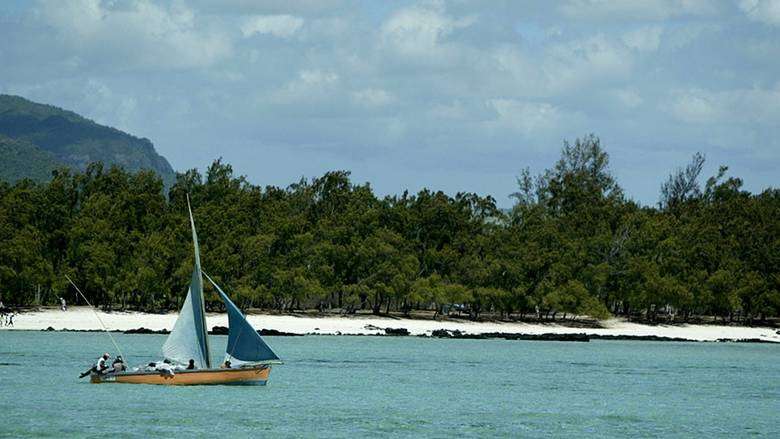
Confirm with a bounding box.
[79,353,110,378]
[155,359,175,376]
[146,359,176,376]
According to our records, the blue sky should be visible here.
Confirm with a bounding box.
[1,0,778,207]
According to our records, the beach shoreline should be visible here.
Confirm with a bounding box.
[2,306,779,343]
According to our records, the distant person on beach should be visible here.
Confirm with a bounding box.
[79,353,110,378]
[6,313,14,327]
[60,297,67,311]
[186,359,196,370]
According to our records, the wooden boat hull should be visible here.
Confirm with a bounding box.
[91,365,271,386]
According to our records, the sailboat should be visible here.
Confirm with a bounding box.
[91,197,281,385]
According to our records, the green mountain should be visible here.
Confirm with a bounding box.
[0,94,175,186]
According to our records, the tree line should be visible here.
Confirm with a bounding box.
[0,135,778,324]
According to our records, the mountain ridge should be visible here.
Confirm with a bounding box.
[0,94,175,186]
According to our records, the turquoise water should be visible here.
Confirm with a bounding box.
[0,332,778,438]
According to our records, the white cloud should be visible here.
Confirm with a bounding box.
[298,70,339,86]
[190,0,348,16]
[664,23,720,49]
[380,3,474,56]
[36,0,231,70]
[614,88,644,108]
[739,0,780,25]
[488,33,636,99]
[559,0,718,20]
[667,86,780,124]
[241,14,304,38]
[429,101,469,120]
[623,26,663,52]
[3,1,779,205]
[544,34,633,92]
[82,80,139,132]
[487,99,563,136]
[352,89,394,107]
[272,69,340,104]
[7,77,142,134]
[668,89,722,123]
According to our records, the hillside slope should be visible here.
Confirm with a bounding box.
[0,94,175,185]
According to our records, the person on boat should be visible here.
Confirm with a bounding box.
[220,360,232,369]
[155,359,175,376]
[95,353,110,373]
[186,359,196,370]
[79,353,110,378]
[110,355,126,373]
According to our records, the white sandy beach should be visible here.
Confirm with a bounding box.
[2,306,779,342]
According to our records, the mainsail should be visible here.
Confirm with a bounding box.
[162,196,211,368]
[203,272,281,365]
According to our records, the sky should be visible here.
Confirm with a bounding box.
[1,0,779,207]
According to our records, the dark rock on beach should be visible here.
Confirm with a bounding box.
[506,333,590,342]
[384,327,410,336]
[430,329,453,338]
[210,325,229,335]
[590,334,692,342]
[123,327,169,334]
[716,338,778,344]
[429,329,589,342]
[210,326,302,336]
[258,329,304,336]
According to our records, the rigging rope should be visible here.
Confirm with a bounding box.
[64,274,127,364]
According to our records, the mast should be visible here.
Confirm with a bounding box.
[186,194,211,368]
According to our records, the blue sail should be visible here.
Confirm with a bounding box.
[203,273,281,364]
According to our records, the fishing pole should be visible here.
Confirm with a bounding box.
[64,274,127,363]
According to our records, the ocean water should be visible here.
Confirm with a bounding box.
[0,332,778,438]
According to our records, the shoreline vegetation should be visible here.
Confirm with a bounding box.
[1,136,778,328]
[3,306,779,344]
